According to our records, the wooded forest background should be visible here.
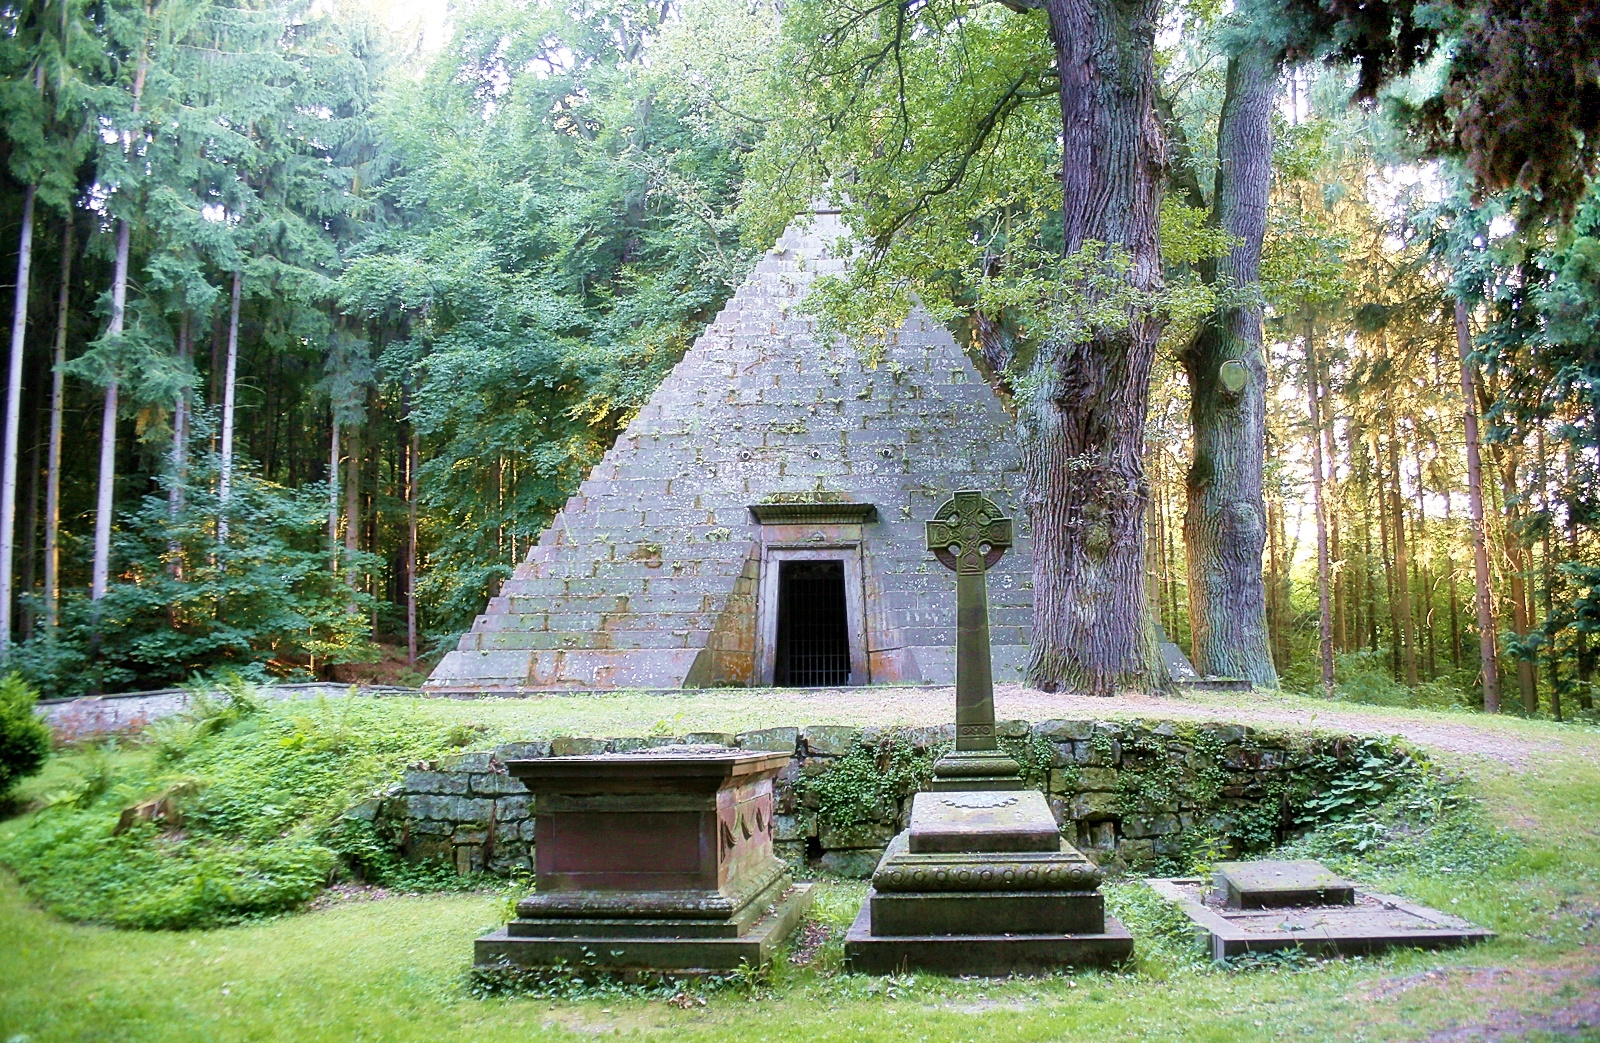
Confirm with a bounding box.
[1,0,1596,715]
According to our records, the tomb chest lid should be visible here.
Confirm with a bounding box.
[506,748,792,795]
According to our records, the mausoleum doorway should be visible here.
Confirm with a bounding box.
[775,561,851,686]
[757,545,869,687]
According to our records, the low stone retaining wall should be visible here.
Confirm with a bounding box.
[347,719,1410,878]
[39,684,420,741]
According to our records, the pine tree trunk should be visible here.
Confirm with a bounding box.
[44,215,70,633]
[0,183,36,654]
[1326,408,1345,653]
[1028,0,1166,694]
[1305,323,1335,696]
[1374,431,1397,675]
[1180,47,1276,687]
[1565,440,1592,708]
[218,270,241,543]
[1445,490,1462,668]
[407,419,419,667]
[21,348,42,636]
[1537,423,1559,720]
[171,314,190,512]
[1494,444,1538,712]
[168,314,190,580]
[345,422,360,556]
[92,219,131,603]
[1414,441,1435,679]
[1387,416,1418,687]
[1362,475,1379,652]
[328,416,340,573]
[93,19,150,612]
[1455,300,1500,712]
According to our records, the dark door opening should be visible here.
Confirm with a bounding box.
[774,560,852,686]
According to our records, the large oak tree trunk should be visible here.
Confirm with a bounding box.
[1028,0,1165,695]
[1179,48,1277,687]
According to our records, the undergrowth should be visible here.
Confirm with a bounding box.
[0,687,482,928]
[1285,766,1522,879]
[796,733,941,846]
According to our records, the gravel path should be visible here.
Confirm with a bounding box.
[721,683,1588,770]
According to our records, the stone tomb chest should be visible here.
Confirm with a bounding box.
[475,747,814,973]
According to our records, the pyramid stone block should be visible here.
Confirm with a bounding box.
[427,208,1034,692]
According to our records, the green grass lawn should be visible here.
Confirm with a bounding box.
[2,697,1598,1042]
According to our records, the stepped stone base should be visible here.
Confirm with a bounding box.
[477,883,815,973]
[844,790,1133,974]
[843,904,1134,974]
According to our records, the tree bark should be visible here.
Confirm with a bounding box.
[218,270,241,543]
[0,183,36,654]
[1306,323,1335,696]
[1179,47,1277,686]
[44,215,70,633]
[1455,299,1500,712]
[1027,0,1166,695]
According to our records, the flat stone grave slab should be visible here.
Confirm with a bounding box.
[1215,859,1356,909]
[1149,873,1494,960]
[907,790,1061,853]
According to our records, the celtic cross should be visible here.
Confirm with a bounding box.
[926,491,1013,753]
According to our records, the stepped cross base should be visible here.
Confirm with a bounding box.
[843,790,1133,974]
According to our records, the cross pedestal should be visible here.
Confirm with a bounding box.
[843,490,1133,974]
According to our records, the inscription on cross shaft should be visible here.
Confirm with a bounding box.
[926,491,1013,757]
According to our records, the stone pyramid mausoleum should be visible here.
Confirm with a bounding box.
[426,208,1035,692]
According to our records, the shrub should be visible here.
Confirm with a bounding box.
[10,452,381,699]
[0,672,51,798]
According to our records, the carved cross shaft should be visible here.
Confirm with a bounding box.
[926,491,1013,752]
